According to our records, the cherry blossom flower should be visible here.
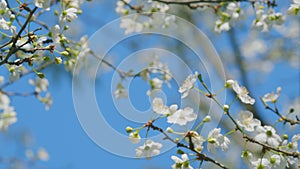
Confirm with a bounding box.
[288,0,300,15]
[0,92,10,110]
[37,147,49,161]
[280,134,300,167]
[262,87,281,103]
[50,25,61,44]
[0,107,17,131]
[34,0,51,10]
[152,98,169,115]
[226,80,255,105]
[207,128,230,153]
[167,107,197,126]
[29,77,49,93]
[171,154,194,169]
[114,83,127,99]
[250,158,270,169]
[135,140,162,159]
[214,20,230,33]
[179,72,198,98]
[0,17,9,30]
[254,126,282,147]
[185,131,205,152]
[129,132,141,144]
[59,8,78,23]
[236,110,261,132]
[120,18,143,35]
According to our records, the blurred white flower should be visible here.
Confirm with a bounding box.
[0,76,4,84]
[34,0,51,10]
[0,107,17,131]
[167,107,197,126]
[0,92,10,110]
[288,0,300,15]
[120,18,143,34]
[179,72,198,98]
[236,110,261,132]
[37,147,49,161]
[114,83,127,99]
[171,154,194,169]
[254,125,282,147]
[29,77,49,93]
[0,17,8,30]
[214,20,230,33]
[136,140,162,159]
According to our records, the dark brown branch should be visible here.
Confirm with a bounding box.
[0,6,38,66]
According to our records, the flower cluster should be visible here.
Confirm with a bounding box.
[116,0,175,34]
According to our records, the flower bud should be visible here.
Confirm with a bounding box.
[202,115,211,123]
[225,80,234,88]
[166,127,173,133]
[60,51,69,56]
[223,104,230,112]
[125,126,133,133]
[55,57,62,64]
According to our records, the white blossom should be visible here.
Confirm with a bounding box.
[226,80,255,105]
[178,72,198,98]
[0,107,17,131]
[37,147,49,161]
[120,18,143,35]
[236,110,261,132]
[135,139,162,159]
[29,77,49,93]
[152,98,169,115]
[252,5,284,32]
[0,76,4,84]
[0,17,8,30]
[114,84,128,99]
[280,134,300,166]
[50,25,61,44]
[167,107,197,126]
[116,0,130,14]
[34,0,51,10]
[254,125,282,147]
[171,154,194,169]
[0,0,8,15]
[129,132,141,144]
[185,131,204,152]
[207,128,230,153]
[0,92,10,110]
[214,20,230,33]
[262,87,281,103]
[288,0,300,15]
[59,8,78,23]
[251,158,271,169]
